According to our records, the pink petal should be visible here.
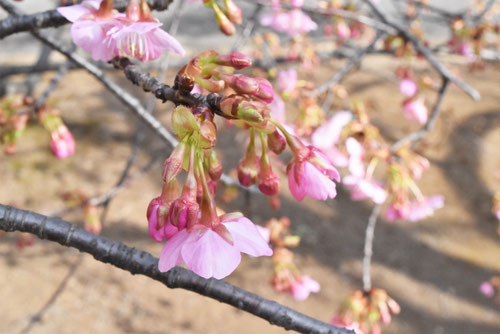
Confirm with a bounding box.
[399,79,418,98]
[158,229,192,272]
[57,1,97,22]
[312,111,352,149]
[288,163,307,201]
[302,162,337,200]
[181,229,241,279]
[222,217,273,257]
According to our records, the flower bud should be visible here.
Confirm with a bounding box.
[254,78,274,103]
[126,0,140,21]
[83,205,102,234]
[229,74,259,94]
[237,101,264,123]
[215,51,252,69]
[172,106,199,139]
[223,0,242,24]
[162,140,187,182]
[258,151,279,196]
[267,130,286,155]
[200,119,217,149]
[50,125,75,159]
[237,134,259,187]
[207,150,223,181]
[209,1,236,36]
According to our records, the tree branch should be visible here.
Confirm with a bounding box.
[0,0,174,40]
[0,204,352,334]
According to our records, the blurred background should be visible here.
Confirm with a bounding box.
[1,1,499,333]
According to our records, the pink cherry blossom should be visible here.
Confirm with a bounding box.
[158,215,272,279]
[399,78,418,98]
[58,0,185,62]
[343,175,387,204]
[290,276,320,301]
[288,146,340,201]
[345,137,365,177]
[407,195,444,222]
[403,98,428,124]
[277,69,297,93]
[269,94,286,123]
[387,195,444,222]
[342,138,387,203]
[50,125,75,159]
[331,317,364,334]
[311,111,352,167]
[260,9,317,37]
[480,282,495,298]
[109,20,185,62]
[57,0,122,61]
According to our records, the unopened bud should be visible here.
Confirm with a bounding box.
[162,141,187,182]
[216,51,252,69]
[200,119,217,148]
[267,130,286,155]
[237,101,264,123]
[211,2,236,35]
[207,150,223,181]
[223,0,242,24]
[254,78,274,103]
[126,0,140,21]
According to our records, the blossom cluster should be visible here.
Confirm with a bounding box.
[0,94,74,158]
[332,289,400,334]
[57,0,185,62]
[262,217,320,301]
[146,50,342,279]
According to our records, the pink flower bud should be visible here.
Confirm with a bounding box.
[399,78,418,97]
[403,98,428,124]
[480,282,495,298]
[223,0,242,25]
[207,150,223,181]
[50,125,75,159]
[258,160,280,196]
[254,78,274,103]
[162,141,187,183]
[216,51,252,69]
[267,130,286,155]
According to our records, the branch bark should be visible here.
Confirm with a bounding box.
[0,204,352,334]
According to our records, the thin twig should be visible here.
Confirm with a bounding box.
[232,3,264,52]
[312,31,384,97]
[33,61,70,109]
[20,254,84,334]
[0,204,353,334]
[362,203,382,292]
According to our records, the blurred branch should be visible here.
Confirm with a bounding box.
[20,254,84,334]
[362,203,382,292]
[312,31,384,97]
[0,204,353,334]
[0,0,174,40]
[33,61,70,109]
[362,0,480,101]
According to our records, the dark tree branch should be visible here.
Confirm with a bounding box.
[362,0,480,101]
[0,0,174,40]
[0,204,353,334]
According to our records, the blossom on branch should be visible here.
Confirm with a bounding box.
[57,0,185,62]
